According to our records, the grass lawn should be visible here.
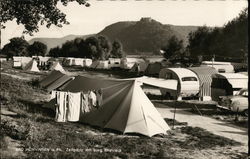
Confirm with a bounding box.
[0,72,248,159]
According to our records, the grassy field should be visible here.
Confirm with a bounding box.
[0,65,248,158]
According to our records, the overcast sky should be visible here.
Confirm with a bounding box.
[1,0,247,47]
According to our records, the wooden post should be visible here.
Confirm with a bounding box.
[235,107,239,122]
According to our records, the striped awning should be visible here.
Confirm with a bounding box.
[188,67,218,97]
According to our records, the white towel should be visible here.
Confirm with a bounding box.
[67,92,81,122]
[50,91,56,99]
[55,92,67,122]
[89,91,97,107]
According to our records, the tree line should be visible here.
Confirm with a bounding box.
[1,37,47,58]
[1,6,247,63]
[161,8,248,64]
[49,35,124,60]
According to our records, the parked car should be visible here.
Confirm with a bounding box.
[217,88,248,116]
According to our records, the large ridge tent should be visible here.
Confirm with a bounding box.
[23,60,40,72]
[51,75,172,137]
[188,66,218,101]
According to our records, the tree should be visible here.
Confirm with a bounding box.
[161,36,184,60]
[84,35,111,60]
[110,40,124,58]
[28,41,47,56]
[187,26,211,58]
[1,37,29,58]
[187,8,248,62]
[48,46,61,57]
[0,0,90,48]
[84,37,100,59]
[97,35,111,60]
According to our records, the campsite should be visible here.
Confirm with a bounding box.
[0,58,248,159]
[1,1,248,158]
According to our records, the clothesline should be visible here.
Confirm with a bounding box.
[53,89,103,122]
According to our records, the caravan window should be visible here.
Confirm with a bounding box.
[181,77,197,81]
[218,69,226,73]
[165,73,173,79]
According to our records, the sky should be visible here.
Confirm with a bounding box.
[1,0,248,47]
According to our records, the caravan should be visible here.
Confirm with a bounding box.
[211,73,248,101]
[159,68,200,100]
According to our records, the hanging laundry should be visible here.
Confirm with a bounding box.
[50,90,56,99]
[88,90,97,108]
[67,92,81,122]
[55,91,67,122]
[96,89,103,107]
[81,92,90,113]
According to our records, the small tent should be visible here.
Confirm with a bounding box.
[40,70,65,88]
[90,60,109,69]
[121,57,145,69]
[145,62,164,77]
[53,76,171,137]
[130,62,148,73]
[24,60,40,72]
[83,59,92,67]
[50,61,65,72]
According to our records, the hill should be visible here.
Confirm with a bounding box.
[28,34,94,52]
[98,18,199,54]
[28,18,199,55]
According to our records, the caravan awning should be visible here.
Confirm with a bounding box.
[136,76,177,90]
[213,73,248,88]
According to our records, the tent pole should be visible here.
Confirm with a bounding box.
[173,103,177,129]
[194,105,202,116]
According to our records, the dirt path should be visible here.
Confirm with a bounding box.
[155,103,248,147]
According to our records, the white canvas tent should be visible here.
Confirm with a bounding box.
[83,59,92,67]
[90,60,109,69]
[50,61,65,72]
[121,57,145,69]
[47,75,172,137]
[24,60,40,72]
[13,56,32,68]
